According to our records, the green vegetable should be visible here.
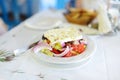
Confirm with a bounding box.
[40,48,54,56]
[53,42,62,50]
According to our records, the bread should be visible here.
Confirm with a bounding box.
[43,27,82,44]
[64,8,97,25]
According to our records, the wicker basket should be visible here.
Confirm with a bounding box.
[64,8,97,25]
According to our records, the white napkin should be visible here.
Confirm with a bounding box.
[97,5,112,34]
[75,0,112,34]
[108,8,120,28]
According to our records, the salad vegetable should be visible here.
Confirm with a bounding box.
[33,39,87,58]
[33,27,87,58]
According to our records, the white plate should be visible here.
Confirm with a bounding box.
[30,35,96,66]
[24,17,64,30]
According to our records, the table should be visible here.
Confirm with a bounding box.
[0,10,120,80]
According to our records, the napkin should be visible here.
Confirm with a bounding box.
[108,8,120,28]
[97,5,113,34]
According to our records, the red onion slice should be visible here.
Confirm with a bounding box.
[33,41,52,53]
[61,42,65,47]
[53,46,70,57]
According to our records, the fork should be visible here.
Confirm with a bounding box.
[0,50,15,61]
[0,41,39,62]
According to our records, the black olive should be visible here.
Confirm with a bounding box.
[42,35,47,40]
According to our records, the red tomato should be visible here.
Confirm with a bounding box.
[63,51,73,57]
[70,50,78,56]
[51,48,61,54]
[72,43,86,53]
[72,44,78,52]
[77,43,86,53]
[63,43,86,57]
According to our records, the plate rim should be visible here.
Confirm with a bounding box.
[31,35,97,65]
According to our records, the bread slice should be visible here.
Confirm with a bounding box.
[43,27,82,44]
[64,8,97,25]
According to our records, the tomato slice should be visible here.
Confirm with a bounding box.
[72,45,78,52]
[63,51,73,57]
[52,43,86,57]
[72,43,86,53]
[51,48,61,54]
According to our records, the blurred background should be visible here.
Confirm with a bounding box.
[0,0,120,30]
[0,0,69,30]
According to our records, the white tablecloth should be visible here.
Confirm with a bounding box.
[0,10,120,80]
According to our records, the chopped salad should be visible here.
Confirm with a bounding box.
[33,38,87,57]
